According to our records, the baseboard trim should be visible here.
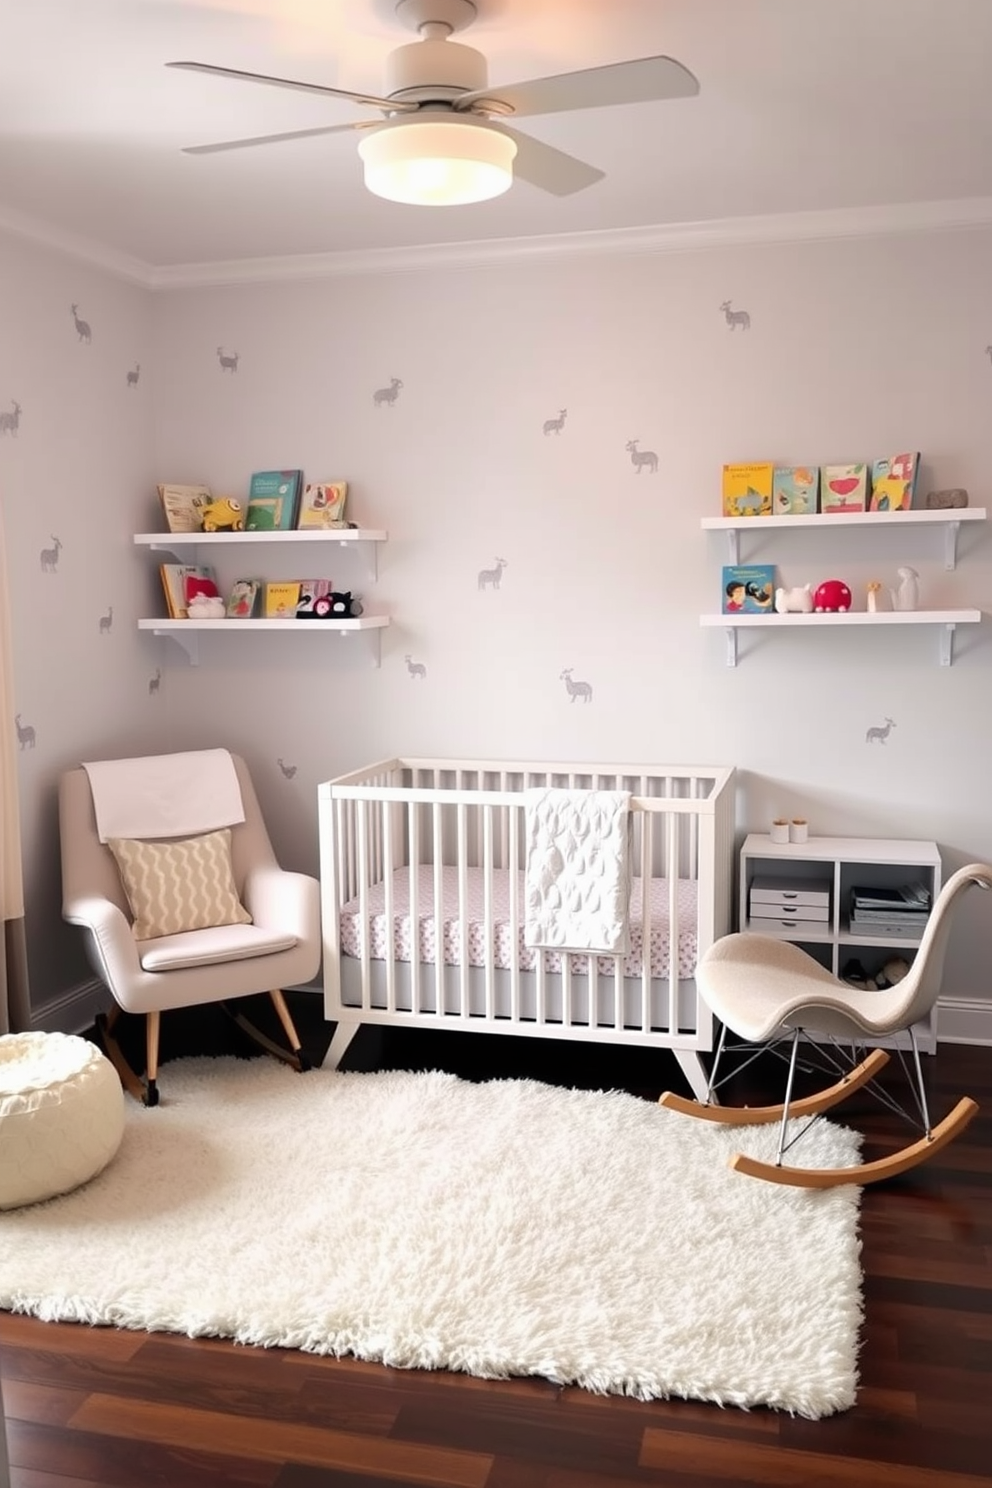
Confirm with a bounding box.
[937,996,992,1046]
[31,984,989,1047]
[30,979,108,1036]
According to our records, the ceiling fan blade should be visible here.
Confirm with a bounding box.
[183,121,376,155]
[166,61,418,114]
[456,54,698,119]
[502,126,604,196]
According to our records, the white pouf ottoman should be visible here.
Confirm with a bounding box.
[0,1032,124,1210]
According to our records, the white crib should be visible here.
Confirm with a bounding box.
[317,758,736,1099]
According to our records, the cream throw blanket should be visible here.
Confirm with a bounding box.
[524,787,631,954]
[82,748,245,843]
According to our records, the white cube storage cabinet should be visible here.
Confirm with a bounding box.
[739,834,942,1051]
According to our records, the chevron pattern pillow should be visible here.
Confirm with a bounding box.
[107,828,252,941]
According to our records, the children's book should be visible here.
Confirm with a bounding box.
[245,470,303,531]
[296,481,348,530]
[722,564,776,614]
[159,564,217,620]
[869,452,919,512]
[263,580,302,618]
[721,463,774,518]
[226,578,262,619]
[772,466,819,515]
[157,483,211,533]
[820,464,869,513]
[295,579,335,618]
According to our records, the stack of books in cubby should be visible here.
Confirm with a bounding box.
[848,881,931,938]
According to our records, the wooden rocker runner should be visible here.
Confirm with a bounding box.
[659,863,991,1188]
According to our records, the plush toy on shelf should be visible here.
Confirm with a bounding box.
[774,583,814,614]
[813,579,852,612]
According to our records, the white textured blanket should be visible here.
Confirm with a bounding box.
[82,748,245,843]
[524,787,631,954]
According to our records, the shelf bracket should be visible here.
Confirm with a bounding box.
[723,627,739,668]
[151,628,199,665]
[725,530,740,565]
[348,538,379,581]
[940,622,957,667]
[944,521,961,571]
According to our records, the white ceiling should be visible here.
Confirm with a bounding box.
[2,0,992,277]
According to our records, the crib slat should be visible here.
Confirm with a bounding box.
[668,810,680,1038]
[457,802,469,1017]
[356,800,371,1010]
[382,800,396,1014]
[408,800,421,1016]
[640,801,652,1033]
[433,802,444,1017]
[509,805,521,1023]
[482,805,494,1020]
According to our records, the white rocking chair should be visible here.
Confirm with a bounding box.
[660,862,990,1187]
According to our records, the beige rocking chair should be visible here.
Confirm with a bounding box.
[660,862,991,1187]
[59,751,320,1106]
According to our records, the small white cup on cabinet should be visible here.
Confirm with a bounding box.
[770,819,790,844]
[789,818,809,844]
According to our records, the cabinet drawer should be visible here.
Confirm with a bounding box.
[750,901,831,923]
[749,875,832,908]
[748,916,831,936]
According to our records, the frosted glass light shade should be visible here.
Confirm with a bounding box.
[358,120,516,206]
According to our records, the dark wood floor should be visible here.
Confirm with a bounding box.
[2,1003,990,1487]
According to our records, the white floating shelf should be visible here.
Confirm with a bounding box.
[134,529,388,545]
[139,614,389,665]
[700,609,983,667]
[702,508,987,569]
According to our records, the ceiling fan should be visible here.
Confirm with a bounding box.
[167,0,699,205]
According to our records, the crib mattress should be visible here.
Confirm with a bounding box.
[339,865,698,979]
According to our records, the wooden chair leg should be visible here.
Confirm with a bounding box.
[269,989,311,1071]
[95,1006,147,1105]
[659,1048,890,1125]
[145,1010,161,1107]
[220,992,310,1071]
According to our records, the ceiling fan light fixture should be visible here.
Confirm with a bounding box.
[358,119,516,205]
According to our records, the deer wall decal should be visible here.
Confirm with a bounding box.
[217,347,239,373]
[625,440,658,474]
[70,304,92,343]
[373,377,403,407]
[720,300,751,331]
[560,668,593,703]
[15,715,36,749]
[865,717,896,745]
[0,400,21,436]
[477,558,507,591]
[40,536,62,573]
[405,655,427,679]
[543,408,567,436]
[126,364,140,387]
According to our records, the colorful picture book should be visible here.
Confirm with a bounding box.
[245,470,303,531]
[772,466,819,515]
[297,481,348,530]
[159,563,218,620]
[263,580,302,618]
[225,578,262,619]
[296,579,335,618]
[157,483,211,534]
[820,464,869,514]
[721,463,774,518]
[869,452,919,512]
[722,564,776,614]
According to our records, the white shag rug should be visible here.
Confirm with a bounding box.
[0,1056,863,1418]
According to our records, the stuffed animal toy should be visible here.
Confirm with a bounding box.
[297,590,364,620]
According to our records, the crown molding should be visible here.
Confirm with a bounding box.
[0,203,154,286]
[147,196,992,288]
[4,195,992,292]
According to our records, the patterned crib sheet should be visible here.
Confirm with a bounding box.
[339,865,699,979]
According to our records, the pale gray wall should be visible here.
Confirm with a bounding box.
[3,222,992,1025]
